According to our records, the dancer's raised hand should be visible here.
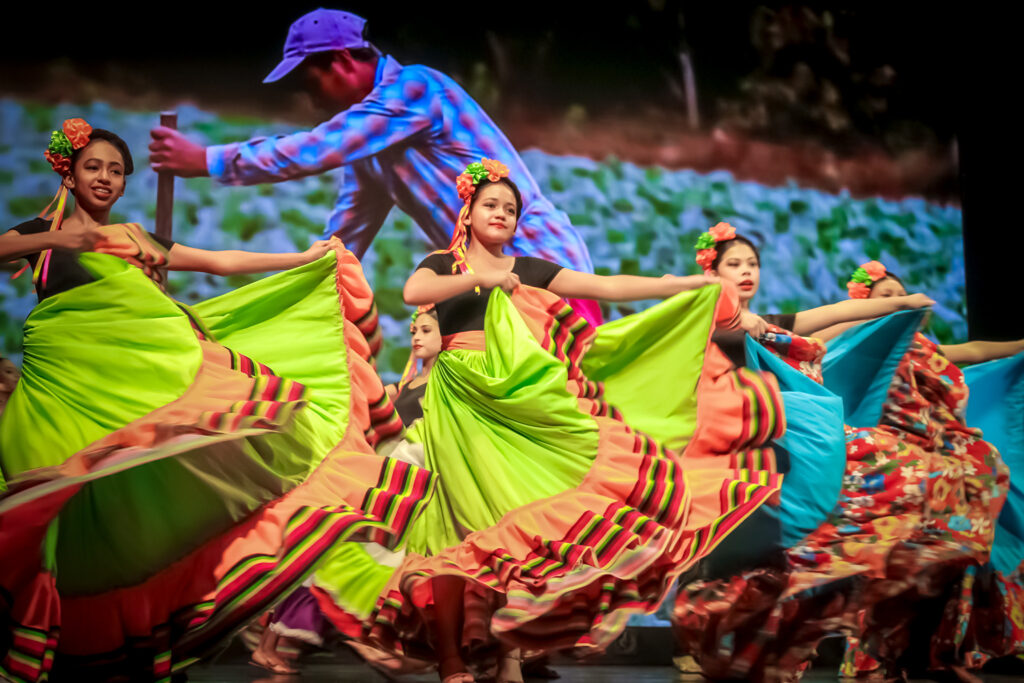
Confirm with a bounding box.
[476,270,521,293]
[739,310,769,339]
[302,240,333,263]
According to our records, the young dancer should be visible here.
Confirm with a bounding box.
[0,118,434,682]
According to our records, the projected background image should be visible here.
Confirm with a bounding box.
[0,5,963,384]
[0,101,963,380]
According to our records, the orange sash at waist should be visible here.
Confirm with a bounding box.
[442,331,486,351]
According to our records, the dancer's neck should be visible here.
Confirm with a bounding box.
[465,238,507,264]
[63,202,110,230]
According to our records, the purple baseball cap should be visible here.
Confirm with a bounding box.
[263,8,370,84]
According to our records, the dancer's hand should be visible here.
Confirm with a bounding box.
[58,226,106,252]
[302,240,332,263]
[739,310,768,339]
[476,270,521,292]
[901,293,935,309]
[149,127,210,177]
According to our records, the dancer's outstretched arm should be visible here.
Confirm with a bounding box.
[548,269,716,302]
[793,294,934,336]
[166,240,332,275]
[939,339,1024,364]
[815,321,1022,365]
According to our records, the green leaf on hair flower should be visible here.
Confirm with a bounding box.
[695,232,716,250]
[851,267,872,284]
[464,162,488,183]
[48,130,72,157]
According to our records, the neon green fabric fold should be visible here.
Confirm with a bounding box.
[406,288,598,555]
[193,255,351,433]
[582,285,719,450]
[0,252,356,594]
[0,254,202,480]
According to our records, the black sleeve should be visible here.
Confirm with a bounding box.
[763,313,797,331]
[147,231,176,251]
[9,218,49,236]
[711,330,749,368]
[516,256,564,288]
[416,252,454,275]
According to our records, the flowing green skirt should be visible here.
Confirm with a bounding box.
[312,283,785,666]
[0,248,432,683]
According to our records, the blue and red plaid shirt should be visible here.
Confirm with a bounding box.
[207,56,593,273]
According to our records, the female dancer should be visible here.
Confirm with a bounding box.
[389,306,442,423]
[306,160,788,683]
[693,224,934,335]
[673,226,950,682]
[820,261,1023,680]
[0,119,434,682]
[820,261,1024,362]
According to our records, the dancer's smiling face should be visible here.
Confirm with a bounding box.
[410,313,441,361]
[64,139,125,213]
[712,242,761,305]
[464,182,519,247]
[868,276,907,298]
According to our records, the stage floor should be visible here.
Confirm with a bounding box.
[187,663,1022,682]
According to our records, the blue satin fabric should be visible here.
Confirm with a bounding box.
[964,352,1024,575]
[745,336,847,547]
[822,309,925,429]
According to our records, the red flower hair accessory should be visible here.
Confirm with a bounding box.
[694,222,738,272]
[63,118,92,149]
[44,117,93,176]
[454,158,510,204]
[847,260,888,299]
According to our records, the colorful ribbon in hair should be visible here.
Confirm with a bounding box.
[20,118,94,288]
[846,260,888,299]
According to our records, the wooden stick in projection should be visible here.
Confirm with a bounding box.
[155,111,177,240]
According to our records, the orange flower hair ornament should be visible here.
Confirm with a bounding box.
[19,118,95,287]
[846,260,888,299]
[437,158,511,294]
[694,222,737,272]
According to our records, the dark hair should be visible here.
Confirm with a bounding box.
[468,177,523,217]
[711,235,761,270]
[869,272,904,291]
[303,45,381,72]
[70,129,134,175]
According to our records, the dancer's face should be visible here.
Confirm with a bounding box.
[410,315,442,361]
[465,183,518,247]
[712,243,760,305]
[65,140,125,213]
[868,277,906,298]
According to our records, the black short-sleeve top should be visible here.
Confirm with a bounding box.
[393,382,427,426]
[7,218,175,300]
[415,252,563,335]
